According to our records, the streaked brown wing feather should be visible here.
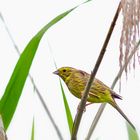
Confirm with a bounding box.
[91,79,109,94]
[88,92,100,99]
[93,78,122,100]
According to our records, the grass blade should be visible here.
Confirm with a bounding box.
[126,123,139,140]
[48,40,73,135]
[1,13,64,139]
[0,8,75,130]
[59,79,73,135]
[31,118,34,140]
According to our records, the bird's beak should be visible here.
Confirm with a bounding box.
[53,70,59,75]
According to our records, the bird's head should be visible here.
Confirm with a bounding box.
[53,67,75,81]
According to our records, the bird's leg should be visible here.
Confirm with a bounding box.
[86,102,93,106]
[77,102,93,112]
[77,91,93,112]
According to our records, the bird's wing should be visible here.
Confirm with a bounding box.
[91,79,110,94]
[93,79,122,100]
[88,92,100,99]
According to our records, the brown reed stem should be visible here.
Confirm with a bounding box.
[85,39,140,140]
[71,2,121,140]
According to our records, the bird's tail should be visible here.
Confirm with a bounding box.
[110,101,136,130]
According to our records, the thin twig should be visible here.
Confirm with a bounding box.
[30,77,64,140]
[0,13,63,140]
[71,2,121,140]
[85,29,140,140]
[0,13,20,55]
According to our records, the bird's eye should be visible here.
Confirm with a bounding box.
[63,69,66,72]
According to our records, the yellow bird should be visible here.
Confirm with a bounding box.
[53,66,135,130]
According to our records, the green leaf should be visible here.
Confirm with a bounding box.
[31,118,34,140]
[59,79,73,135]
[50,37,73,135]
[126,123,139,140]
[0,8,75,130]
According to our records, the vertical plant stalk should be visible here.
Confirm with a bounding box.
[31,118,34,140]
[85,39,140,140]
[0,13,20,55]
[71,2,121,140]
[0,13,63,140]
[31,77,64,140]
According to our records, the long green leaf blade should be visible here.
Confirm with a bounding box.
[31,118,34,140]
[59,79,73,135]
[0,8,75,130]
[50,42,73,135]
[127,123,139,140]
